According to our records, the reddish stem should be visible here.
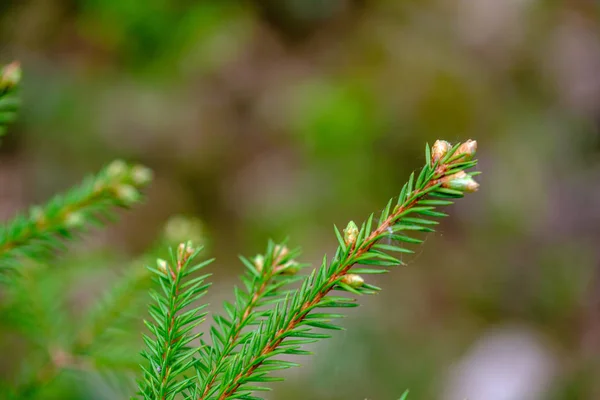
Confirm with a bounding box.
[217,171,445,400]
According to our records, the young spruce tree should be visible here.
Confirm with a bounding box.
[0,61,479,399]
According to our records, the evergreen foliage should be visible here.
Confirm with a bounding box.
[0,61,154,399]
[138,139,479,399]
[0,61,480,399]
[0,159,152,278]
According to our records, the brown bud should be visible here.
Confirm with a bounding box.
[177,241,195,261]
[431,140,452,164]
[454,139,477,161]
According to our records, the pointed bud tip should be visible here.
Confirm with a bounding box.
[454,139,477,160]
[465,180,479,193]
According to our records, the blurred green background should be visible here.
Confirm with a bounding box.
[2,0,600,399]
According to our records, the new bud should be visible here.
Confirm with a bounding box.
[0,61,21,90]
[341,274,364,288]
[177,242,184,258]
[131,165,153,186]
[343,221,359,246]
[454,139,477,161]
[115,184,140,205]
[64,212,84,228]
[431,140,451,164]
[157,258,168,273]
[185,240,195,256]
[106,160,127,179]
[273,244,289,264]
[254,254,264,272]
[442,171,479,193]
[175,241,194,262]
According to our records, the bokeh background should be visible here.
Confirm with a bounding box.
[2,0,600,399]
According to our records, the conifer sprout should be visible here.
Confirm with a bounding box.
[137,139,479,400]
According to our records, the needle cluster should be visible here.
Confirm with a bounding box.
[137,138,480,399]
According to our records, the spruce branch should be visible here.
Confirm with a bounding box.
[0,160,153,276]
[215,139,480,399]
[77,214,208,357]
[0,61,21,138]
[5,216,204,398]
[138,242,213,400]
[196,241,306,399]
